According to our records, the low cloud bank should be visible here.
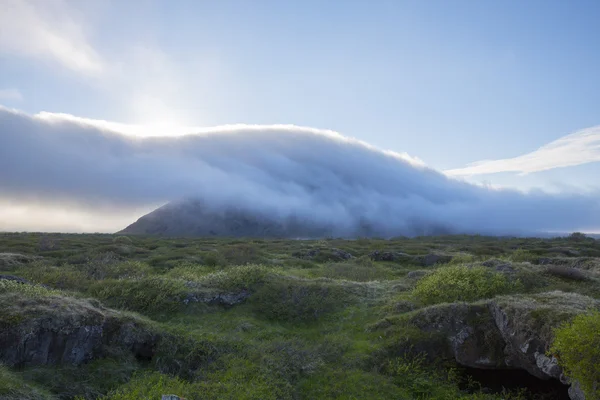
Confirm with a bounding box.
[1,107,598,235]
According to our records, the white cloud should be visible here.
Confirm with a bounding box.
[0,0,103,74]
[0,88,23,102]
[1,106,599,235]
[446,125,600,176]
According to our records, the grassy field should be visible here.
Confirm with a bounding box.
[0,232,599,399]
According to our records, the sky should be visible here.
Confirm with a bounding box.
[0,0,599,233]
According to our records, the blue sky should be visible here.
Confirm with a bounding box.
[1,0,600,191]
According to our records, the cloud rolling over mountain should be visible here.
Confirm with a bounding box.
[0,106,598,235]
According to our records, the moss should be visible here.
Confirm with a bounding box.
[87,276,188,313]
[0,364,55,400]
[550,311,600,398]
[251,277,350,322]
[413,265,520,305]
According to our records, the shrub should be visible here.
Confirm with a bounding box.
[199,264,273,291]
[112,236,132,244]
[251,279,346,322]
[413,265,519,305]
[550,311,600,398]
[0,364,54,400]
[510,248,536,262]
[88,277,187,313]
[100,372,198,400]
[0,280,61,297]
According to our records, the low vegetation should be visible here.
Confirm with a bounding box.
[0,232,598,399]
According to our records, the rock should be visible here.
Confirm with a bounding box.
[0,293,159,367]
[293,248,352,262]
[162,395,182,400]
[481,259,515,274]
[568,381,586,400]
[407,291,599,388]
[331,248,353,260]
[534,352,562,380]
[0,275,32,285]
[369,251,412,262]
[416,254,453,267]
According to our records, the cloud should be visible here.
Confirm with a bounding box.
[0,0,103,74]
[0,89,23,102]
[0,106,599,235]
[446,125,600,176]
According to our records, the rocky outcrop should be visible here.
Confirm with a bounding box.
[369,251,411,262]
[408,291,600,399]
[0,292,159,367]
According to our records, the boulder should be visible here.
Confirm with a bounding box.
[407,291,599,399]
[415,253,453,267]
[369,251,412,262]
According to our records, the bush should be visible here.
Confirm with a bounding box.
[100,372,198,400]
[112,236,132,244]
[413,265,519,305]
[0,364,54,400]
[0,280,61,297]
[550,311,600,398]
[88,277,187,313]
[199,264,273,291]
[251,279,346,322]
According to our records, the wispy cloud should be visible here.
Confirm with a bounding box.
[0,88,23,102]
[446,125,600,176]
[0,0,103,75]
[1,107,599,234]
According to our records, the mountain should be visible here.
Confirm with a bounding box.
[118,198,460,238]
[118,199,339,238]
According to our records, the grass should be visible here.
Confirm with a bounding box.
[0,232,598,399]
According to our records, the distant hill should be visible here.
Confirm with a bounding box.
[118,199,340,238]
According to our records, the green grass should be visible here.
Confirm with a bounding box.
[0,232,598,399]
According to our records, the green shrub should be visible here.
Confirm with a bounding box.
[0,280,61,297]
[550,311,600,398]
[112,236,133,244]
[413,265,519,305]
[199,264,273,291]
[510,248,536,262]
[200,251,226,267]
[251,279,346,322]
[19,263,89,291]
[0,364,54,400]
[100,372,198,400]
[88,277,187,313]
